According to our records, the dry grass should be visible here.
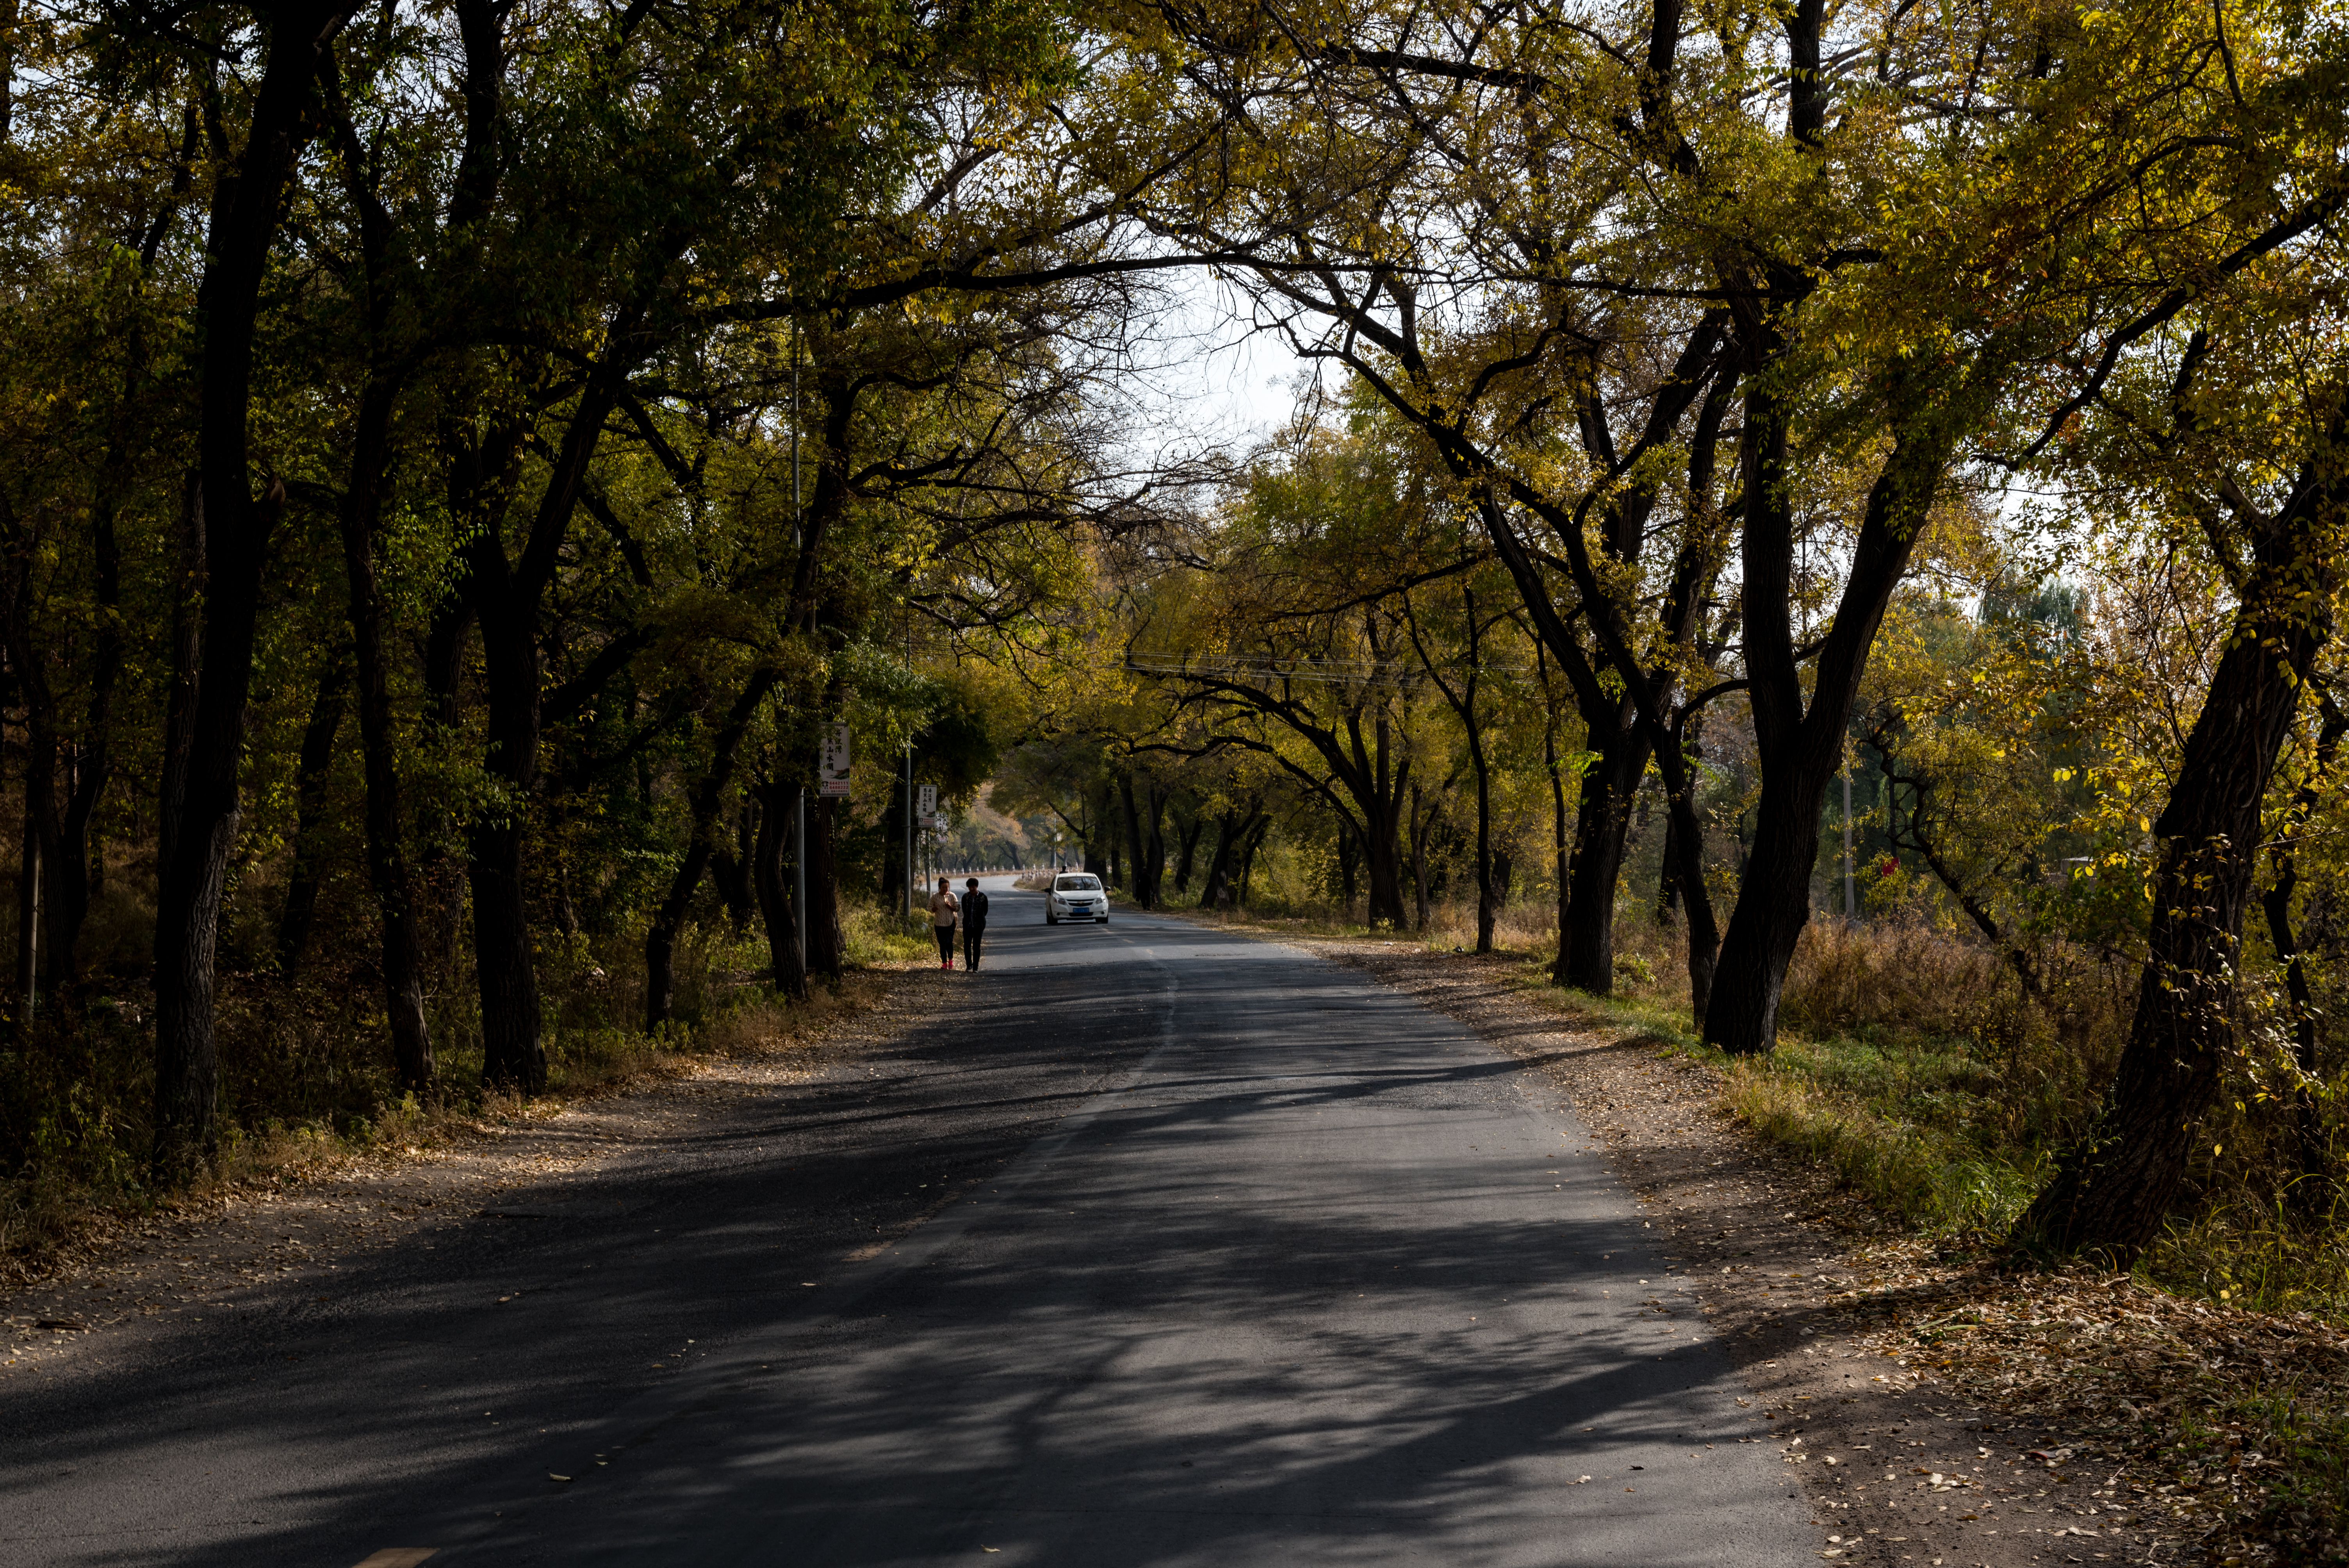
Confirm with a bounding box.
[1593,916,2134,1230]
[698,974,893,1057]
[1518,911,2349,1559]
[1412,896,1561,954]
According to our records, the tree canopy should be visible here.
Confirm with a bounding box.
[2,0,2347,1271]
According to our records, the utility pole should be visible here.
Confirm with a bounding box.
[790,326,807,970]
[901,615,914,922]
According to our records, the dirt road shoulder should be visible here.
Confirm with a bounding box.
[1,972,906,1381]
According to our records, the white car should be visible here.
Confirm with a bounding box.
[1046,873,1110,925]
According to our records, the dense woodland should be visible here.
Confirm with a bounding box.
[2,0,2345,1300]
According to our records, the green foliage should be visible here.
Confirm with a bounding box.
[0,0,2344,1392]
[0,0,1232,1209]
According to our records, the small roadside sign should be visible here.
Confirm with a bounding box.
[818,723,852,798]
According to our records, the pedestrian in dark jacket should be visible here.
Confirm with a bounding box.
[962,877,990,971]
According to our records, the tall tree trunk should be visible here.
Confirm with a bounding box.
[317,53,440,1092]
[337,382,435,1091]
[879,775,907,900]
[1698,754,1827,1051]
[154,6,348,1178]
[773,356,871,979]
[1409,784,1432,934]
[1471,728,1495,954]
[7,680,70,1005]
[40,107,171,998]
[14,668,56,1006]
[419,598,474,972]
[1657,811,1681,919]
[470,590,544,1090]
[1458,319,1725,994]
[448,273,658,1091]
[1119,773,1151,908]
[157,470,202,939]
[1365,714,1409,929]
[1560,728,1649,993]
[456,329,649,1090]
[1404,589,1495,948]
[1237,816,1268,907]
[1363,795,1409,929]
[2258,690,2345,1213]
[47,751,110,1001]
[343,509,434,1091]
[1661,741,1723,1023]
[1198,807,1251,909]
[275,651,348,978]
[1142,784,1168,907]
[16,586,123,1004]
[2016,430,2346,1261]
[1542,659,1574,985]
[710,802,757,936]
[4,0,150,1008]
[645,672,776,1030]
[0,512,114,1003]
[807,795,843,979]
[1171,810,1202,893]
[755,774,808,1002]
[12,748,35,1035]
[1702,395,1950,1055]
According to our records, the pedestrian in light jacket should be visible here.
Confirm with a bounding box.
[961,877,990,972]
[928,878,959,969]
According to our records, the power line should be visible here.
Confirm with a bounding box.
[1123,654,1531,686]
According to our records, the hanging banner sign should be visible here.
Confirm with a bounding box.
[818,723,852,798]
[916,782,938,827]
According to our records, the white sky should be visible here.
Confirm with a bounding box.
[1110,268,1328,469]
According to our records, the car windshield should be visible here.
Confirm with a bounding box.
[1055,876,1102,891]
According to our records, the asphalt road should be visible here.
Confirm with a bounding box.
[2,882,1814,1567]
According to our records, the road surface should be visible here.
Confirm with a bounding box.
[1,881,1813,1566]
